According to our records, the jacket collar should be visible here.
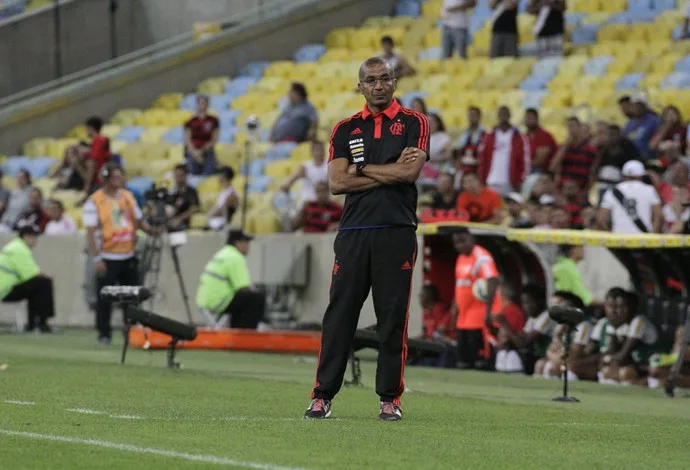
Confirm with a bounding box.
[361,99,401,120]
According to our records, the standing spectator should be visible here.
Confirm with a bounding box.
[428,113,453,170]
[430,172,459,210]
[0,170,10,220]
[44,199,78,235]
[682,1,690,39]
[528,0,566,57]
[454,106,485,160]
[598,160,662,234]
[524,108,558,174]
[281,140,328,204]
[82,116,112,197]
[409,97,428,115]
[649,105,686,163]
[592,124,639,201]
[16,188,49,233]
[168,165,200,232]
[456,172,503,223]
[624,95,661,159]
[0,169,33,232]
[550,117,597,191]
[379,36,416,78]
[184,95,219,176]
[489,0,519,58]
[552,244,592,306]
[440,0,475,59]
[207,166,239,232]
[561,179,589,227]
[478,106,530,195]
[271,82,318,143]
[291,182,342,233]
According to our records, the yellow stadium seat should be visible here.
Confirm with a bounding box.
[570,0,599,13]
[418,74,450,94]
[422,28,442,48]
[152,93,184,110]
[139,127,170,144]
[189,213,208,230]
[197,77,229,95]
[598,0,626,13]
[66,124,88,140]
[263,61,297,79]
[319,48,352,63]
[264,159,297,180]
[111,140,129,155]
[27,0,53,11]
[100,125,121,140]
[289,63,319,82]
[52,190,82,210]
[167,145,184,162]
[247,211,280,235]
[649,54,682,75]
[142,158,178,178]
[421,0,441,19]
[325,28,356,48]
[347,28,381,50]
[394,76,421,94]
[23,138,55,157]
[50,138,80,160]
[597,24,627,42]
[379,26,407,46]
[121,142,171,163]
[255,77,289,93]
[415,59,442,76]
[111,109,143,126]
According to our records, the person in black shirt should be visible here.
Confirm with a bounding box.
[168,164,200,232]
[305,57,429,422]
[430,172,459,210]
[490,0,519,58]
[528,0,566,57]
[592,124,640,202]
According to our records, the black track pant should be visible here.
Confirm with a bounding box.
[3,275,55,329]
[312,227,417,402]
[222,289,266,329]
[96,257,139,339]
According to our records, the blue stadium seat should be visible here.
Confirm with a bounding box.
[237,62,270,79]
[520,75,551,91]
[400,91,429,108]
[660,72,690,89]
[533,57,563,78]
[248,176,272,193]
[616,73,644,90]
[217,127,237,144]
[570,25,600,45]
[294,44,327,63]
[30,157,57,178]
[395,1,421,17]
[627,0,653,11]
[418,47,442,61]
[163,127,185,145]
[583,56,613,76]
[264,142,297,161]
[217,110,241,127]
[566,12,586,26]
[115,126,145,143]
[225,77,258,96]
[652,0,677,12]
[127,176,155,195]
[675,56,690,72]
[2,157,31,177]
[521,92,548,109]
[242,159,266,178]
[0,0,26,20]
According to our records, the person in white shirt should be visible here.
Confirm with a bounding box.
[441,0,476,59]
[207,166,239,232]
[428,113,452,171]
[280,140,329,205]
[597,160,662,234]
[44,199,77,235]
[379,36,416,78]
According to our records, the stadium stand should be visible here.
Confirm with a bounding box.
[5,0,690,235]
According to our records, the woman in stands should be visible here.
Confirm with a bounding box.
[649,105,687,163]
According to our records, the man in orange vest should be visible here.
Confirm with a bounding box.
[82,163,154,345]
[453,227,501,369]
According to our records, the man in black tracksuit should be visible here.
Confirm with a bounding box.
[304,57,430,421]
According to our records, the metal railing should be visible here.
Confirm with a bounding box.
[0,0,315,110]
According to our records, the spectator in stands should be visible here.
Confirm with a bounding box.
[649,105,686,163]
[552,244,592,305]
[82,116,112,196]
[657,160,689,204]
[410,97,428,115]
[0,169,33,232]
[478,106,529,195]
[533,194,555,229]
[524,108,557,175]
[52,145,85,191]
[16,188,48,234]
[590,120,609,149]
[454,106,485,160]
[491,284,527,374]
[379,36,416,78]
[623,94,660,159]
[440,0,475,59]
[592,124,639,202]
[560,178,589,227]
[599,290,659,386]
[0,223,55,333]
[618,95,634,120]
[44,199,77,235]
[280,140,328,204]
[528,0,566,57]
[456,172,503,223]
[598,160,662,234]
[291,182,342,233]
[682,1,690,39]
[502,192,531,228]
[662,166,690,232]
[428,113,453,170]
[529,171,557,200]
[184,95,219,176]
[0,170,9,221]
[270,82,318,144]
[549,205,571,229]
[207,166,239,232]
[430,172,459,210]
[489,0,518,58]
[550,117,597,192]
[168,165,200,232]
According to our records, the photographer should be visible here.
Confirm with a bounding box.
[168,165,200,232]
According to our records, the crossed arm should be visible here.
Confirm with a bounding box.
[328,147,427,195]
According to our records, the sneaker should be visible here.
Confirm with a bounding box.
[98,337,112,346]
[304,398,331,420]
[379,400,402,421]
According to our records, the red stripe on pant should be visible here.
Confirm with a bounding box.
[396,242,417,400]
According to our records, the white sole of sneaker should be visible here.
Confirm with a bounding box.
[304,410,331,420]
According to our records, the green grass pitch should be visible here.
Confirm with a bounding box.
[1,330,689,469]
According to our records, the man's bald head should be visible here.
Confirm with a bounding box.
[359,57,395,81]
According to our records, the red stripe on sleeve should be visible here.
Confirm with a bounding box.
[327,114,359,162]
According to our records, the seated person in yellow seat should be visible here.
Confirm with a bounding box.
[196,230,266,328]
[0,223,55,332]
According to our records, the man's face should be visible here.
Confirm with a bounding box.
[671,163,689,187]
[196,97,209,114]
[23,234,38,249]
[358,62,396,108]
[507,200,521,217]
[613,296,630,326]
[288,89,301,105]
[463,173,481,194]
[633,102,646,118]
[47,202,61,221]
[235,240,250,256]
[521,293,539,317]
[174,169,187,186]
[567,120,580,140]
[607,126,621,143]
[29,189,42,207]
[381,41,393,56]
[17,171,29,187]
[561,179,580,199]
[312,142,325,162]
[468,109,480,127]
[110,170,125,189]
[524,112,538,130]
[437,174,453,193]
[498,107,510,126]
[604,295,617,321]
[315,184,329,204]
[453,232,474,255]
[550,207,570,229]
[534,174,554,196]
[620,100,634,118]
[86,125,97,137]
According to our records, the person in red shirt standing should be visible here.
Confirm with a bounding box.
[524,108,558,173]
[550,116,597,192]
[83,116,112,197]
[184,95,219,176]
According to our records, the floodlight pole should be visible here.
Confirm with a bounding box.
[553,326,580,403]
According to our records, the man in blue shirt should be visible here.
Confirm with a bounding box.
[623,95,660,159]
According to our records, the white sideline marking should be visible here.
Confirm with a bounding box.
[65,408,106,415]
[544,422,641,427]
[109,415,144,420]
[3,400,35,406]
[0,429,309,470]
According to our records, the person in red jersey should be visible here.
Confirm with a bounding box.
[184,95,219,176]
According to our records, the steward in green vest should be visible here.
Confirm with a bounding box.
[195,230,265,329]
[0,224,55,332]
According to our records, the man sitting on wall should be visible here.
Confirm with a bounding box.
[196,230,266,329]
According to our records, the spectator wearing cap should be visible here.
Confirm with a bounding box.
[550,117,597,192]
[430,172,459,210]
[649,105,686,164]
[184,95,220,176]
[0,224,55,332]
[623,95,661,159]
[456,172,503,224]
[379,36,416,78]
[195,230,266,329]
[534,194,555,228]
[524,108,558,174]
[207,166,239,232]
[478,106,530,196]
[592,124,640,201]
[598,160,662,234]
[440,0,475,59]
[270,82,318,143]
[503,192,531,228]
